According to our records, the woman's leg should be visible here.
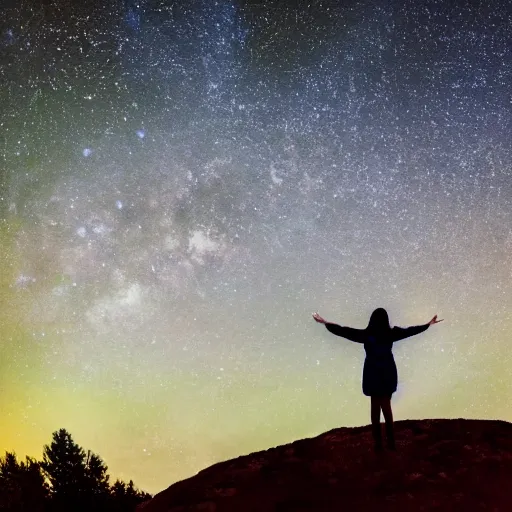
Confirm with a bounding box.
[370,396,383,450]
[380,395,395,449]
[371,396,382,424]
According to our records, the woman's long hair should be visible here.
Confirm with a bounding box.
[367,308,391,332]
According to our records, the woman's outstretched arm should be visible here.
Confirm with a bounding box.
[392,315,443,342]
[312,312,365,343]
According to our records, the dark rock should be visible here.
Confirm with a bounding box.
[138,418,512,512]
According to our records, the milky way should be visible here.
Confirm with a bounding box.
[1,0,511,494]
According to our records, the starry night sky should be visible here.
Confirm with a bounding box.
[1,0,511,494]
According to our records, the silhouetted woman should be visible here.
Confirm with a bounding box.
[312,308,443,451]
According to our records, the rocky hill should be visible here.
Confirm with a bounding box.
[137,418,512,512]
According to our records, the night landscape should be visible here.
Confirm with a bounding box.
[1,1,511,511]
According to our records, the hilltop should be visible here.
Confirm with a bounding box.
[137,418,512,512]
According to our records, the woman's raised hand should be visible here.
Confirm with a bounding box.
[428,315,443,325]
[312,312,327,324]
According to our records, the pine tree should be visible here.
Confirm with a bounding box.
[109,478,152,511]
[41,428,86,507]
[0,451,49,512]
[41,428,110,511]
[84,449,110,510]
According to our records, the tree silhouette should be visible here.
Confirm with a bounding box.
[84,449,111,511]
[110,479,152,512]
[0,451,49,512]
[41,428,110,512]
[41,428,86,509]
[1,428,150,512]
